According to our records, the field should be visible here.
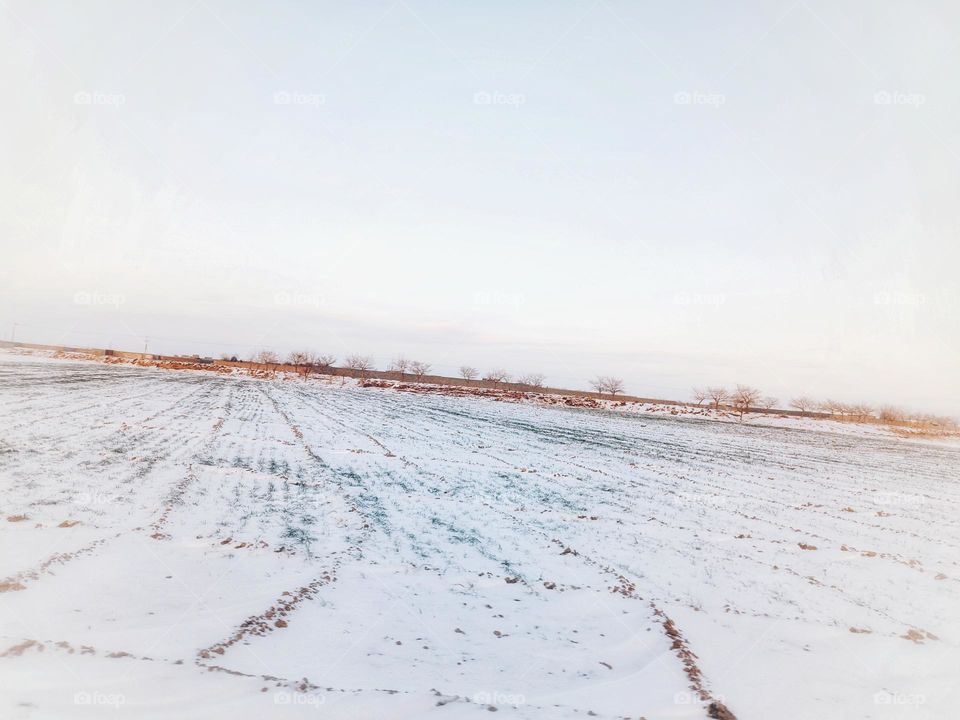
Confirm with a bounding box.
[1,352,958,719]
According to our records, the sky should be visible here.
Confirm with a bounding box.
[1,0,958,414]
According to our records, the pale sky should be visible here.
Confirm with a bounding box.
[1,1,958,414]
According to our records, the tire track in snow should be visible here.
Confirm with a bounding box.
[196,383,371,675]
[267,384,735,718]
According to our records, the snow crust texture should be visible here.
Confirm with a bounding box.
[1,354,957,719]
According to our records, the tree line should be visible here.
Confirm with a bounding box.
[691,385,776,420]
[691,386,954,428]
[232,350,627,397]
[225,352,953,429]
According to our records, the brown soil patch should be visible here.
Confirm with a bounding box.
[198,572,337,660]
[1,640,40,657]
[901,628,938,643]
[149,466,197,540]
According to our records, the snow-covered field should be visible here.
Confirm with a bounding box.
[1,352,958,719]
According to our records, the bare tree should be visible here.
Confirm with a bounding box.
[730,384,762,420]
[288,350,310,374]
[344,354,374,379]
[591,376,624,397]
[837,401,863,421]
[790,396,816,417]
[850,403,874,422]
[313,354,336,374]
[409,360,431,382]
[388,356,410,379]
[302,352,318,375]
[819,399,841,417]
[255,350,279,365]
[484,368,510,387]
[908,411,936,427]
[605,377,625,397]
[691,388,708,406]
[706,386,729,410]
[879,405,906,424]
[252,349,280,375]
[761,396,778,410]
[518,373,546,389]
[459,365,478,381]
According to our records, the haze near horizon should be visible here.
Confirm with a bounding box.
[1,1,958,413]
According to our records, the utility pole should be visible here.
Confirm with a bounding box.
[142,337,149,359]
[10,323,17,343]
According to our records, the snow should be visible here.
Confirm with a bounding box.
[1,350,958,719]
